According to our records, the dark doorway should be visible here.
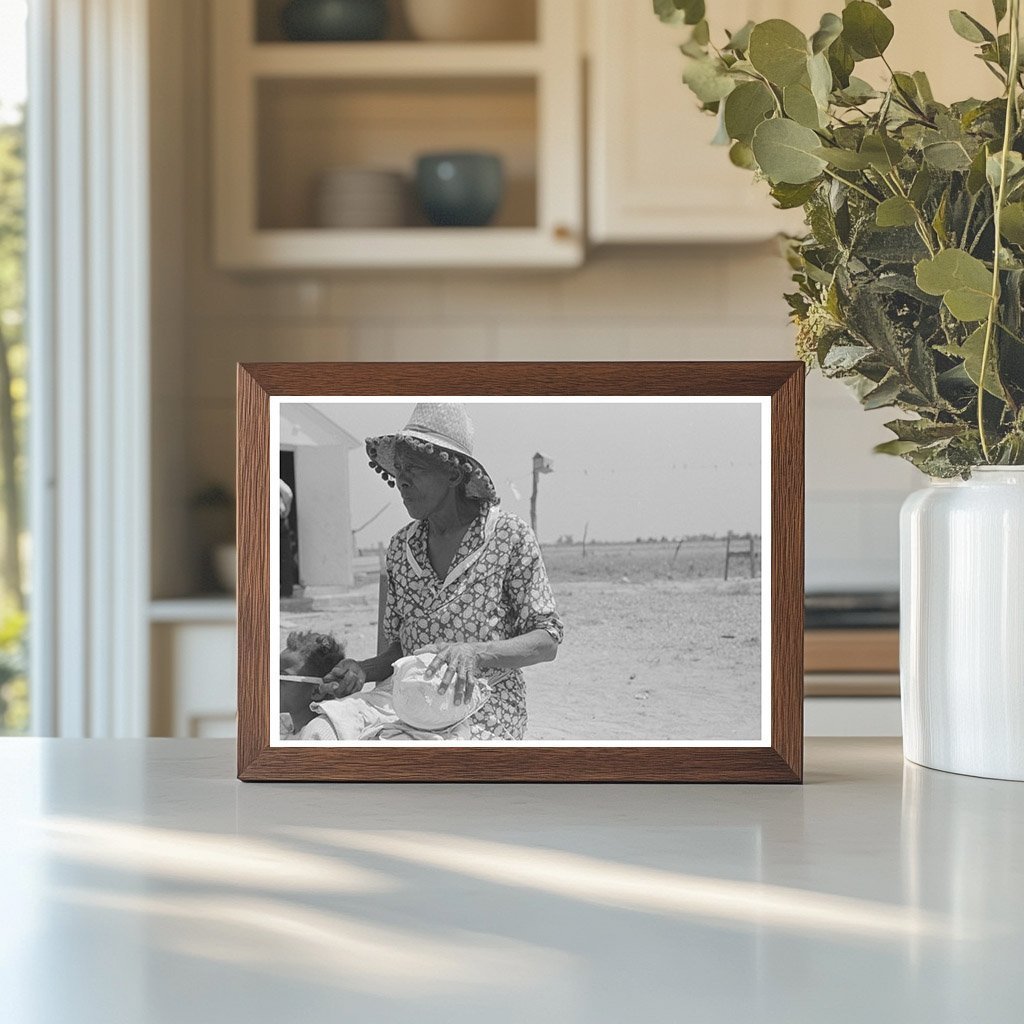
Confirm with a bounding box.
[279,450,300,595]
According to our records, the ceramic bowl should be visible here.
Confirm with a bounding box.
[315,168,408,228]
[391,654,489,730]
[414,152,504,227]
[403,0,534,42]
[281,0,388,42]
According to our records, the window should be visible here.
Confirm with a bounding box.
[0,0,28,734]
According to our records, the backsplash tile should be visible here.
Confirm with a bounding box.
[182,250,916,591]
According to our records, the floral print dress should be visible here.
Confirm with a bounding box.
[382,507,563,740]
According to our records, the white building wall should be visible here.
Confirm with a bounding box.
[294,446,353,589]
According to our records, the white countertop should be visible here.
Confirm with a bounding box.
[1,738,1021,1023]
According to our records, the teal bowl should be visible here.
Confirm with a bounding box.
[281,0,388,41]
[415,153,505,228]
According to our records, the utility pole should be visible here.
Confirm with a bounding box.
[530,452,553,536]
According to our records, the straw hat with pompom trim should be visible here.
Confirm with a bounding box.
[365,402,498,506]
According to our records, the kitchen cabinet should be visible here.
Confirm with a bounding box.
[586,0,1000,244]
[150,601,237,737]
[587,0,810,243]
[211,0,583,269]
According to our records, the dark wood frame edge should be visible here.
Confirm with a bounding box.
[237,361,804,783]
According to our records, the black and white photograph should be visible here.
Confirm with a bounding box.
[271,397,770,746]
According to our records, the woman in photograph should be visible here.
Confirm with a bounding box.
[321,402,563,740]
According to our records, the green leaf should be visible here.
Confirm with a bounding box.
[748,20,809,87]
[842,1,895,59]
[813,146,872,170]
[909,164,933,205]
[729,140,757,169]
[684,2,706,27]
[653,0,682,24]
[784,80,824,129]
[827,35,856,89]
[723,81,775,144]
[986,150,1024,191]
[993,0,1008,24]
[912,71,935,104]
[967,144,991,194]
[860,133,904,173]
[810,12,843,54]
[842,76,879,103]
[876,197,918,228]
[922,140,973,171]
[653,0,705,26]
[999,203,1024,245]
[884,418,964,443]
[807,51,833,110]
[939,325,1006,398]
[692,19,710,45]
[862,374,903,409]
[874,438,922,455]
[723,20,755,53]
[682,57,737,104]
[932,190,950,247]
[892,72,922,109]
[948,10,994,44]
[770,180,820,209]
[751,118,828,184]
[916,249,994,322]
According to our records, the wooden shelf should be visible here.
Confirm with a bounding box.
[249,42,544,78]
[217,226,580,270]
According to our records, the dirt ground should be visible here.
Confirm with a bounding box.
[280,540,763,742]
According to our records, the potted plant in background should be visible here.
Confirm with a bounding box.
[191,484,236,595]
[657,0,1024,779]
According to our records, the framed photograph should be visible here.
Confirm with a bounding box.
[237,362,804,782]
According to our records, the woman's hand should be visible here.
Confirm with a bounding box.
[318,658,366,699]
[417,643,485,706]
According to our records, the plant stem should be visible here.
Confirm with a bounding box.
[997,318,1024,345]
[884,170,938,255]
[822,167,880,205]
[969,213,994,253]
[979,0,1021,462]
[750,69,784,117]
[961,191,979,249]
[881,54,929,119]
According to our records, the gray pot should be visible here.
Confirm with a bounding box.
[415,152,504,227]
[281,0,388,41]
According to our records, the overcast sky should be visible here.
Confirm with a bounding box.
[286,399,764,548]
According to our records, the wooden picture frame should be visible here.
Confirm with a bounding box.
[237,362,804,782]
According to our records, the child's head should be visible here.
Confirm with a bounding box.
[279,630,345,678]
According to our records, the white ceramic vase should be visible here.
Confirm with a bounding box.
[900,467,1024,781]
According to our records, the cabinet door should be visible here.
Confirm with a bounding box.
[588,0,999,244]
[588,0,815,242]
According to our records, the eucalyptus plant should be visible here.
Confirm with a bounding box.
[657,0,1024,475]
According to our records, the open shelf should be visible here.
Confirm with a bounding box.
[249,42,544,77]
[254,0,538,45]
[212,0,582,268]
[256,76,538,231]
[217,227,579,269]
